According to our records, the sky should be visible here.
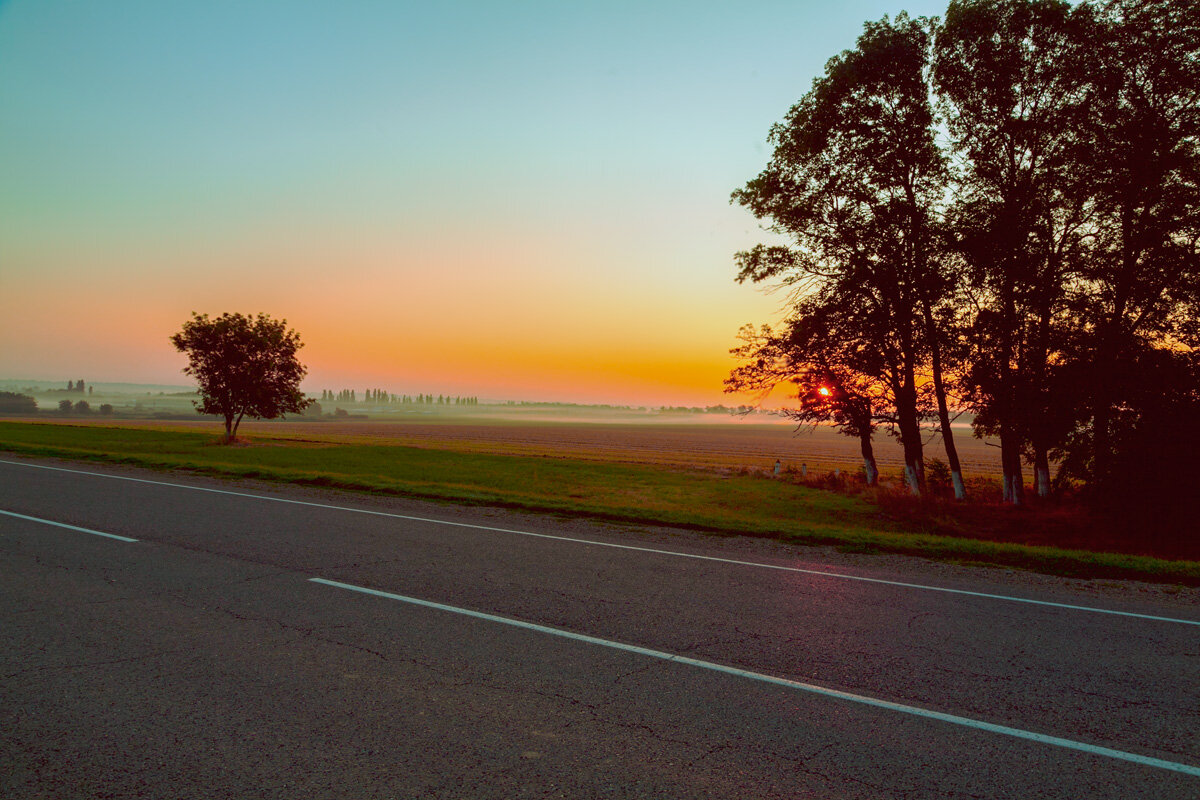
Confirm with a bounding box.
[0,0,948,406]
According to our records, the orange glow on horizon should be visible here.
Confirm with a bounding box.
[0,206,778,407]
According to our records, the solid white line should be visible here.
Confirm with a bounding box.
[0,508,138,542]
[310,577,1200,777]
[2,458,1197,627]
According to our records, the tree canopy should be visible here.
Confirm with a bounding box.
[730,0,1199,522]
[170,312,311,442]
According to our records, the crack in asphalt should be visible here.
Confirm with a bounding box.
[2,646,196,681]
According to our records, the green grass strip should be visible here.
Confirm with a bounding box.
[1,420,1197,584]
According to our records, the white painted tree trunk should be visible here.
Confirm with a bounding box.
[951,470,966,501]
[905,465,920,495]
[1036,466,1051,498]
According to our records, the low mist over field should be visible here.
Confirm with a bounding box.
[0,378,775,423]
[0,377,1001,481]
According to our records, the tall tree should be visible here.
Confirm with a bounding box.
[1078,0,1200,489]
[934,0,1096,502]
[733,14,950,494]
[170,312,311,442]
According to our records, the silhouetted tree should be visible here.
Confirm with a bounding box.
[1105,348,1200,541]
[58,399,73,414]
[170,312,311,442]
[732,14,950,495]
[727,307,889,485]
[934,0,1098,501]
[1072,0,1200,492]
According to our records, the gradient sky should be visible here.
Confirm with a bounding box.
[0,0,947,405]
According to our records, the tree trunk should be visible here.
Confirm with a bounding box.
[996,245,1024,505]
[1029,416,1053,500]
[1092,318,1117,489]
[1034,447,1051,499]
[896,331,925,497]
[995,366,1025,505]
[897,409,925,497]
[223,413,235,443]
[951,469,966,501]
[938,415,966,499]
[860,433,879,486]
[923,304,966,499]
[1001,428,1025,505]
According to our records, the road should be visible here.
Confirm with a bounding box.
[1,455,1197,798]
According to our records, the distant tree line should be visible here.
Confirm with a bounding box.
[657,405,758,415]
[55,399,113,415]
[0,391,114,416]
[47,380,93,395]
[728,0,1199,532]
[318,389,480,406]
[0,391,38,414]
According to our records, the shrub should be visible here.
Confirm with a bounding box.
[927,458,951,495]
[0,391,37,414]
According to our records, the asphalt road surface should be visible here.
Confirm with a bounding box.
[2,455,1198,799]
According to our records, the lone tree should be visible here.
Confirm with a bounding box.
[170,312,311,442]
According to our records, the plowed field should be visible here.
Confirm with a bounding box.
[54,416,1003,478]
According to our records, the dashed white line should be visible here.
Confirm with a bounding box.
[0,508,138,542]
[2,458,1197,627]
[310,576,1200,778]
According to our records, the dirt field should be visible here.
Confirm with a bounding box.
[45,415,1004,478]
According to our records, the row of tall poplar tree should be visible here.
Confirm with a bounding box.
[319,389,480,406]
[728,0,1199,519]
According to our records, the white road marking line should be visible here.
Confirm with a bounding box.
[0,508,138,542]
[2,458,1197,627]
[310,576,1200,778]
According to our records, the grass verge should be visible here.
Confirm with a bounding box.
[1,420,1197,584]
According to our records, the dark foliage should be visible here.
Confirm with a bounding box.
[732,0,1200,528]
[0,391,37,415]
[170,312,311,442]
